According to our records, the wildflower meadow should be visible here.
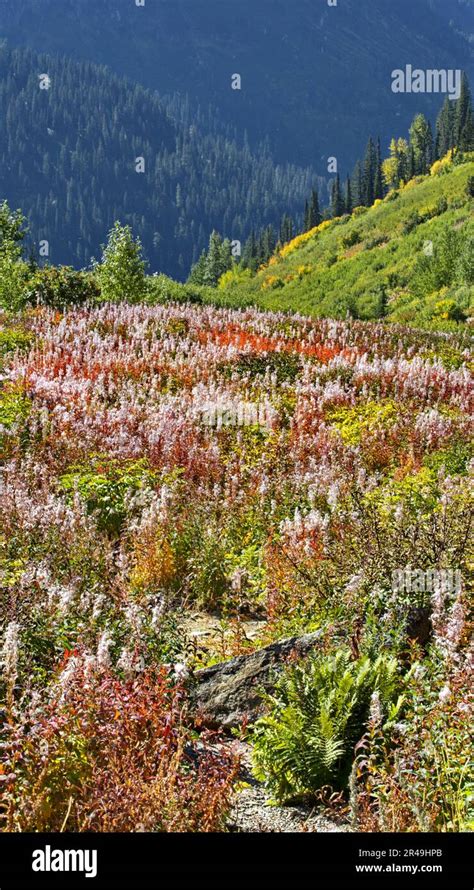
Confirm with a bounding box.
[1,300,472,831]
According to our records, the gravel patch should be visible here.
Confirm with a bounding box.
[225,741,350,833]
[227,785,349,833]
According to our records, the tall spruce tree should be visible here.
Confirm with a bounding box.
[344,176,353,214]
[362,137,377,206]
[241,230,258,271]
[374,138,384,199]
[409,114,434,174]
[261,224,276,262]
[331,174,345,217]
[304,188,322,230]
[455,73,474,151]
[351,160,364,207]
[436,96,455,158]
[279,214,294,244]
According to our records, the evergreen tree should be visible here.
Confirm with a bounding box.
[344,176,353,214]
[189,231,232,286]
[241,230,258,271]
[331,174,345,217]
[304,200,310,232]
[374,138,384,199]
[362,137,377,206]
[219,237,232,277]
[304,188,322,230]
[279,214,294,244]
[188,250,207,284]
[373,283,388,318]
[436,96,455,158]
[409,114,433,175]
[351,161,364,207]
[406,143,415,181]
[261,224,276,262]
[202,231,229,286]
[455,73,474,151]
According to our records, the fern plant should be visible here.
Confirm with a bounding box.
[252,649,402,801]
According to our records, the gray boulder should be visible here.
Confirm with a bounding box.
[190,630,323,729]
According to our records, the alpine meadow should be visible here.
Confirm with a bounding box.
[0,0,473,854]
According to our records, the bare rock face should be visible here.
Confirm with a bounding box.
[190,631,323,729]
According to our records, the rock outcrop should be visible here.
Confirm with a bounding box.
[190,630,323,729]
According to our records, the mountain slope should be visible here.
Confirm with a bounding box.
[210,155,474,326]
[0,0,472,172]
[0,43,320,276]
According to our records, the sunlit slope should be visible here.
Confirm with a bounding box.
[218,156,474,325]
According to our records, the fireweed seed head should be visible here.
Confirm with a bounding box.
[0,622,20,686]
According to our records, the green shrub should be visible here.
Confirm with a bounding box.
[146,274,204,305]
[231,351,301,382]
[0,242,28,311]
[0,328,33,358]
[23,266,100,309]
[341,229,362,249]
[252,649,402,801]
[59,458,159,537]
[402,211,421,234]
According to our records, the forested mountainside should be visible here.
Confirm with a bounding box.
[0,44,321,276]
[0,0,472,172]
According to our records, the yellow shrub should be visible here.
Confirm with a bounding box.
[278,219,334,259]
[430,150,454,176]
[262,275,284,290]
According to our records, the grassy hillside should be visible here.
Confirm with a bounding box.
[208,153,474,327]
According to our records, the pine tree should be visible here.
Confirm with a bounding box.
[219,237,232,277]
[203,231,226,286]
[261,224,276,262]
[344,176,353,214]
[351,161,364,207]
[409,114,433,175]
[279,214,294,244]
[304,200,310,232]
[374,138,384,199]
[188,250,207,284]
[304,188,322,230]
[436,97,455,158]
[362,137,377,206]
[374,283,388,318]
[455,73,474,151]
[331,174,345,217]
[241,230,257,271]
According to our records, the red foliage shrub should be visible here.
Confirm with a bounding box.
[2,660,239,832]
